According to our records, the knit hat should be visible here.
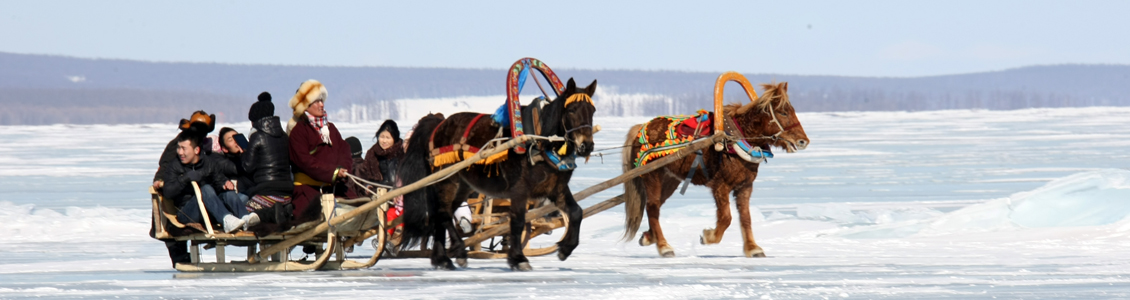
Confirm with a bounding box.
[248,92,275,122]
[345,136,363,159]
[287,79,328,133]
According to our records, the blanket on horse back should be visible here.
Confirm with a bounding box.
[634,109,714,167]
[633,109,774,167]
[428,113,510,168]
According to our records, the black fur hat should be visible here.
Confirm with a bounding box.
[248,92,275,122]
[345,136,363,159]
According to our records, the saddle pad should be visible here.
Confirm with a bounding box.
[635,110,712,167]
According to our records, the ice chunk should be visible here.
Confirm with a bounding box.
[1007,169,1130,227]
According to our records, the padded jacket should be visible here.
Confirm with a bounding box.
[161,153,235,207]
[242,116,294,197]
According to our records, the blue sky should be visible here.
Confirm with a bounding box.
[2,0,1127,77]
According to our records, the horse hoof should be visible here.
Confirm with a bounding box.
[456,258,468,268]
[700,229,718,245]
[557,250,570,261]
[638,232,654,246]
[745,248,766,258]
[659,246,675,258]
[434,260,457,270]
[510,262,532,271]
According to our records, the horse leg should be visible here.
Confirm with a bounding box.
[507,197,532,271]
[701,184,733,245]
[643,175,678,257]
[427,180,459,270]
[430,213,456,270]
[554,187,583,261]
[733,183,765,257]
[637,174,660,247]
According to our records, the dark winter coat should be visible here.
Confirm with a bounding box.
[154,138,217,183]
[361,141,402,186]
[161,153,236,207]
[221,153,252,193]
[243,116,293,197]
[288,118,357,219]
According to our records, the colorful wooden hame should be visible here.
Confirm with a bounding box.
[505,57,565,154]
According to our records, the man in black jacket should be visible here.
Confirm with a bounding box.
[162,131,248,233]
[240,92,295,231]
[152,111,216,267]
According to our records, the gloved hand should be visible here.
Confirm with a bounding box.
[185,169,203,182]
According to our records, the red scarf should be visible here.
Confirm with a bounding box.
[305,111,332,145]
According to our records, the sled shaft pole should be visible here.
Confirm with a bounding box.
[464,135,724,246]
[573,135,723,202]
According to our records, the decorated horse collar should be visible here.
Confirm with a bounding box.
[722,113,774,163]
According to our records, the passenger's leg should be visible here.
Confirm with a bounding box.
[165,241,191,267]
[199,185,243,232]
[218,190,249,218]
[176,198,204,224]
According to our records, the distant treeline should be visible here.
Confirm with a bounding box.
[2,52,1129,125]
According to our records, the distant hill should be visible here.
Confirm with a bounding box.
[2,52,1129,125]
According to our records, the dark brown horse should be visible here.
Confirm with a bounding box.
[400,78,597,271]
[622,82,808,258]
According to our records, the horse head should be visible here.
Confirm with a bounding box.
[550,78,597,158]
[733,82,809,153]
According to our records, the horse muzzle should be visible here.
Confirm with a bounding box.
[785,138,809,153]
[575,140,594,157]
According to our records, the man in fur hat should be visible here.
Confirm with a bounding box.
[286,80,357,225]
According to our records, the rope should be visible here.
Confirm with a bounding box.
[345,174,383,197]
[345,173,394,191]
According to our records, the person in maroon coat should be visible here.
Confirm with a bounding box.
[286,79,357,224]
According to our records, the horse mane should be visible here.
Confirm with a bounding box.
[732,82,790,115]
[538,91,571,136]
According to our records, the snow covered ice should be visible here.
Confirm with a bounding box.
[3,107,1130,298]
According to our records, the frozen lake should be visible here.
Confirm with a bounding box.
[3,107,1130,298]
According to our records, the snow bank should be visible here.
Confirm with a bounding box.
[837,169,1130,238]
[0,201,149,244]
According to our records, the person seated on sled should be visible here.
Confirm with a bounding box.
[286,80,357,225]
[153,111,216,190]
[152,111,216,267]
[161,130,249,233]
[347,120,402,197]
[343,136,370,198]
[217,126,252,195]
[238,92,295,233]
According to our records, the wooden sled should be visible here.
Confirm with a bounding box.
[151,183,391,272]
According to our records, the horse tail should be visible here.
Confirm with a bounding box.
[397,114,445,249]
[622,123,648,241]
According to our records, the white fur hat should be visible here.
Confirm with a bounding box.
[286,79,328,133]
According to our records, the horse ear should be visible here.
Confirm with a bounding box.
[584,79,598,96]
[566,78,577,93]
[780,82,788,93]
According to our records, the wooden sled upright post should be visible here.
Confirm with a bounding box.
[191,181,215,236]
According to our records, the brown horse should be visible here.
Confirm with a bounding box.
[621,82,808,258]
[399,78,597,271]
